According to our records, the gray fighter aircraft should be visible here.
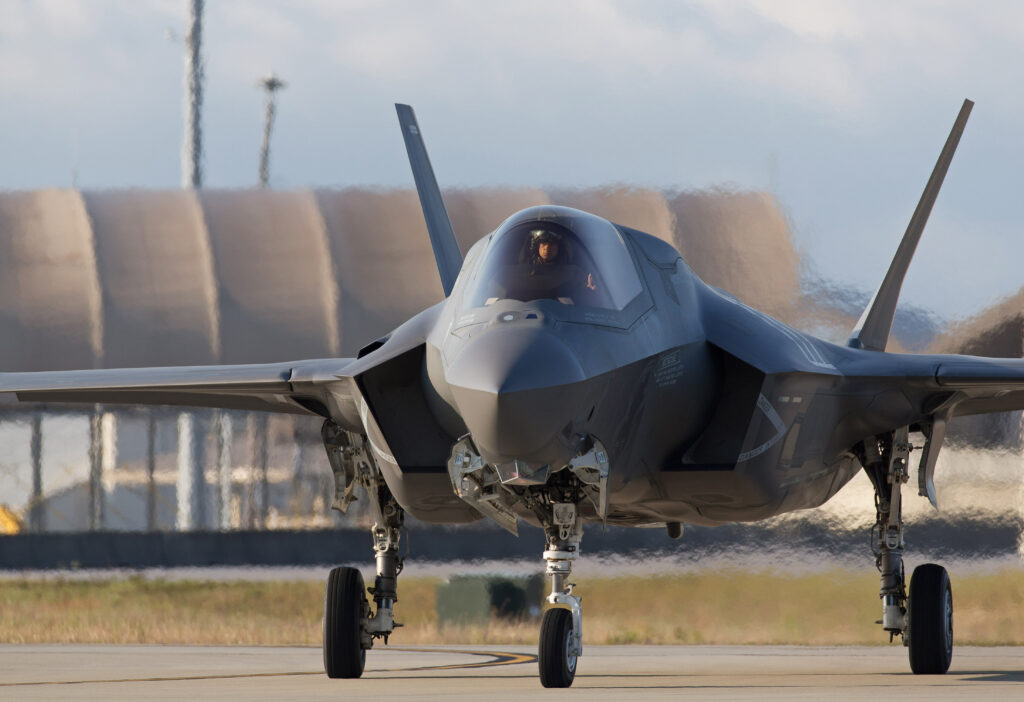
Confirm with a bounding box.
[0,99,1012,687]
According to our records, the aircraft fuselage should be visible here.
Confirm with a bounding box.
[345,207,937,530]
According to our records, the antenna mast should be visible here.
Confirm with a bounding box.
[258,73,286,187]
[181,0,204,188]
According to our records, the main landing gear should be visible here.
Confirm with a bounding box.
[321,423,405,679]
[861,427,953,675]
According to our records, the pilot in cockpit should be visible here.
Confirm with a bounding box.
[530,229,563,266]
[471,210,636,311]
[527,229,597,299]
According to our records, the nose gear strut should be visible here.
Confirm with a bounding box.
[539,501,583,688]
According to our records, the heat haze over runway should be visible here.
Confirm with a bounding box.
[2,644,1021,700]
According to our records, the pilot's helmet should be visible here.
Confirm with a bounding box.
[531,229,562,245]
[530,229,563,260]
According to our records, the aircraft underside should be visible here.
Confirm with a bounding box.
[354,335,877,531]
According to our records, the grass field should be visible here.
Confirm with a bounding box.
[2,569,1023,646]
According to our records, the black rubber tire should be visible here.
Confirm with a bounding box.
[539,607,577,688]
[908,563,953,674]
[323,566,367,679]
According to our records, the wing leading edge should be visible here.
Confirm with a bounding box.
[931,357,1024,417]
[0,358,359,425]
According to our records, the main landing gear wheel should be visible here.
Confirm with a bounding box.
[908,563,953,674]
[323,566,367,679]
[539,608,577,688]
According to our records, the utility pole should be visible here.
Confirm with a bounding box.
[182,0,204,188]
[258,73,286,187]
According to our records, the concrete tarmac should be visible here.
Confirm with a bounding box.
[1,644,1022,700]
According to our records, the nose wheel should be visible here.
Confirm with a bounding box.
[539,607,577,687]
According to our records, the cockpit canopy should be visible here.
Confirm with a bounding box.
[465,206,644,311]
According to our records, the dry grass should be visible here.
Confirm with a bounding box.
[2,569,1023,646]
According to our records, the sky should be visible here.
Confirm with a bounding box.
[2,0,1024,319]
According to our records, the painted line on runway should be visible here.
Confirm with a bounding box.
[0,647,537,687]
[0,670,323,687]
[381,647,537,672]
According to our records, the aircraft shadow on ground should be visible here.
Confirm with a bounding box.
[960,671,1024,683]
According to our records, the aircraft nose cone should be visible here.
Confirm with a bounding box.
[445,327,588,466]
[447,326,585,395]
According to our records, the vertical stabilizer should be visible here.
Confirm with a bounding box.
[395,104,463,297]
[847,99,973,351]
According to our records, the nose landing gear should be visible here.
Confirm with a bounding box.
[446,434,602,687]
[538,502,583,688]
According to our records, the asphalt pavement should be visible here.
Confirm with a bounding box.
[2,643,1022,700]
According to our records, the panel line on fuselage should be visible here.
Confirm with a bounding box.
[708,287,836,370]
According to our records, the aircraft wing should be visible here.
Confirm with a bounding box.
[933,357,1024,416]
[0,358,358,423]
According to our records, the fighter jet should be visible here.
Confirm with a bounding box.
[0,99,1011,687]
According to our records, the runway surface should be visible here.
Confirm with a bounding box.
[1,644,1022,700]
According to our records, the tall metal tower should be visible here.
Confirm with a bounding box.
[258,73,286,188]
[181,0,204,188]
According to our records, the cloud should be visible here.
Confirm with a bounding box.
[0,0,183,102]
[6,0,1020,125]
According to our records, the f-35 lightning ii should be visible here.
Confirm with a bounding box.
[1,99,1011,686]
